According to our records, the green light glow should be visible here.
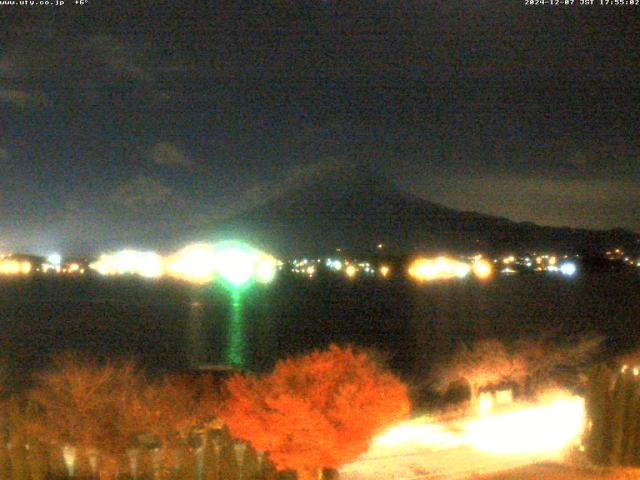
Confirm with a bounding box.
[215,245,256,288]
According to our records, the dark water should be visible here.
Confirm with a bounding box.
[1,272,640,382]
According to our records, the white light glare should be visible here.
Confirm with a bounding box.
[215,247,257,286]
[371,393,584,458]
[166,244,217,284]
[466,396,584,454]
[560,262,577,276]
[47,253,62,266]
[374,423,464,451]
[91,250,163,278]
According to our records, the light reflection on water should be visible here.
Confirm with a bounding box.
[186,289,248,369]
[14,272,633,376]
[187,300,207,368]
[226,290,246,368]
[179,272,640,377]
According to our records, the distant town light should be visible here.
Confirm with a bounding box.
[66,263,81,274]
[91,250,163,278]
[345,265,357,278]
[0,259,31,275]
[379,265,390,277]
[560,262,577,276]
[255,255,277,284]
[408,256,472,282]
[472,259,492,280]
[166,243,217,284]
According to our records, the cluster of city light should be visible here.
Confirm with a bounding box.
[325,258,343,271]
[408,256,492,282]
[0,258,32,275]
[165,244,218,284]
[373,392,585,457]
[291,258,318,277]
[292,257,388,279]
[1,245,629,283]
[91,250,164,278]
[497,253,577,276]
[606,248,640,267]
[342,260,376,279]
[90,243,279,286]
[63,263,84,274]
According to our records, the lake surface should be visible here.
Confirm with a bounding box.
[1,271,639,383]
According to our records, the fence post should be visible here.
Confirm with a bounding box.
[234,441,246,480]
[127,448,140,480]
[0,435,10,479]
[585,363,613,464]
[62,445,77,478]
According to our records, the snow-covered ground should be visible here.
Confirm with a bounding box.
[341,395,585,480]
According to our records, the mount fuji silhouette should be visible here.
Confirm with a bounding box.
[210,164,639,256]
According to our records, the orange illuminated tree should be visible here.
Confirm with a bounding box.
[431,335,602,405]
[122,373,222,476]
[28,353,144,480]
[431,339,527,404]
[220,344,411,480]
[140,373,221,445]
[512,334,602,394]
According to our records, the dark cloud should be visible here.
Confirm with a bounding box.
[0,33,152,80]
[111,175,173,208]
[148,142,193,168]
[0,88,50,108]
[87,34,152,80]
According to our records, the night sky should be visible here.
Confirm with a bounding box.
[0,1,638,255]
